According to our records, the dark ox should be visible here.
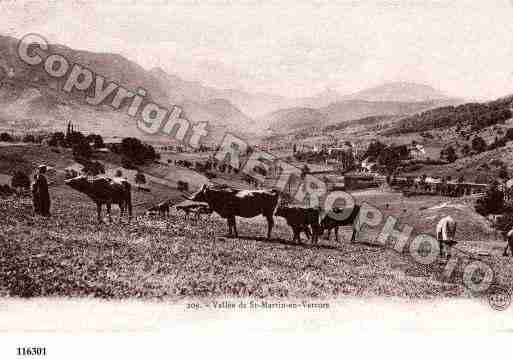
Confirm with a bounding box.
[189,184,279,239]
[65,176,132,222]
[275,205,321,244]
[318,205,361,242]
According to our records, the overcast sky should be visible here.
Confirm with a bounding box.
[2,0,513,100]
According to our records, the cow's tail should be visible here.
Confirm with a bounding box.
[351,205,362,242]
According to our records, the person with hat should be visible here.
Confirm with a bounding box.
[33,165,51,217]
[31,173,40,215]
[503,228,513,257]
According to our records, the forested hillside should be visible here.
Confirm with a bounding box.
[385,97,513,135]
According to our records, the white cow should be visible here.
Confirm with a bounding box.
[436,215,457,258]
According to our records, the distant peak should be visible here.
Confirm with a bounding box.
[345,81,449,102]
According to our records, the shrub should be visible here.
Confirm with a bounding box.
[177,181,189,191]
[0,184,14,197]
[121,156,137,170]
[86,134,105,148]
[496,213,513,232]
[82,160,105,176]
[441,145,457,163]
[0,132,13,142]
[498,168,509,180]
[461,144,471,157]
[475,182,504,216]
[22,134,35,143]
[120,137,158,165]
[472,136,487,153]
[490,159,505,167]
[135,171,146,185]
[64,168,79,180]
[205,171,216,179]
[48,132,65,147]
[72,139,92,159]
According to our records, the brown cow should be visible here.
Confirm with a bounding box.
[65,176,132,222]
[189,184,279,239]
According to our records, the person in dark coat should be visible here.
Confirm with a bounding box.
[34,165,51,217]
[31,174,40,215]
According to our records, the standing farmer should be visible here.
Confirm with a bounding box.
[503,229,513,257]
[33,165,51,217]
[31,174,40,215]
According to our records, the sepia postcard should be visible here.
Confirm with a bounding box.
[1,0,513,357]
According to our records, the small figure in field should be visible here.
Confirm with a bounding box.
[503,229,513,257]
[436,215,457,259]
[33,165,51,217]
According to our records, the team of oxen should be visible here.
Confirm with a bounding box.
[63,176,362,245]
[63,175,471,258]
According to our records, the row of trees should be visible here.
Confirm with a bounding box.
[441,127,513,162]
[386,101,512,135]
[364,141,410,173]
[0,132,44,143]
[475,182,507,216]
[113,137,160,169]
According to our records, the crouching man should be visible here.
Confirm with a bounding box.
[436,215,457,259]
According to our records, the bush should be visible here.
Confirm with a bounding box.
[441,145,457,163]
[72,139,92,159]
[461,144,471,157]
[177,181,189,192]
[496,213,513,232]
[490,159,505,167]
[64,168,79,180]
[86,134,105,148]
[82,161,105,176]
[205,171,216,179]
[475,182,504,216]
[0,132,13,142]
[23,134,35,143]
[135,171,146,185]
[364,141,387,161]
[48,132,65,147]
[120,138,158,165]
[472,136,487,153]
[121,156,137,170]
[499,168,509,180]
[0,184,14,197]
[11,171,31,190]
[504,128,513,141]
